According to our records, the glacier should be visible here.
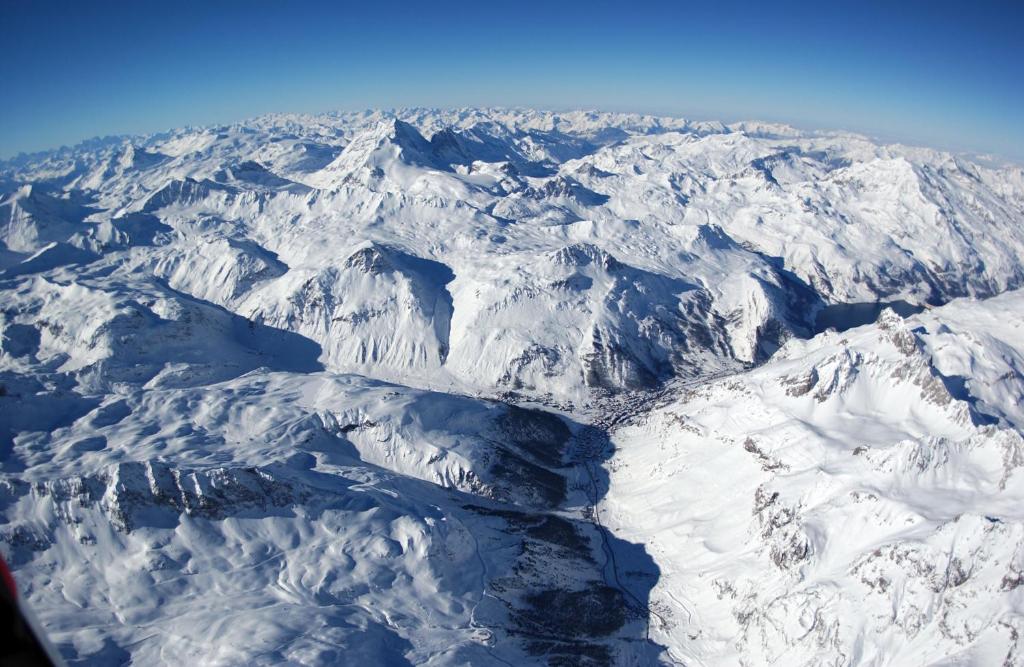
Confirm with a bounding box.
[1,108,1024,665]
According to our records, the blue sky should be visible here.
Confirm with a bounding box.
[2,0,1021,160]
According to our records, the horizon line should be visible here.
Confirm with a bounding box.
[2,105,1021,169]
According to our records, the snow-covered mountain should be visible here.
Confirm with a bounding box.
[2,108,1023,665]
[605,293,1024,666]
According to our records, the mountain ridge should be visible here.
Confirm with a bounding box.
[2,107,1023,665]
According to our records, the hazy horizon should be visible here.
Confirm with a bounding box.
[4,103,1022,168]
[2,0,1022,161]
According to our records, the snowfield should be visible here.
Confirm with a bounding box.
[605,294,1024,666]
[1,108,1023,665]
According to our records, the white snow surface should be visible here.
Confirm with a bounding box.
[605,293,1024,666]
[1,107,1024,665]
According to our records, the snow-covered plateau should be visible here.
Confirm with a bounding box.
[1,108,1023,665]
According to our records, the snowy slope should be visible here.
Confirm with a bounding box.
[0,371,632,665]
[5,108,1022,398]
[1,108,1024,666]
[603,292,1024,666]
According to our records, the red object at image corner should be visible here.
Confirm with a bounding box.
[0,554,62,667]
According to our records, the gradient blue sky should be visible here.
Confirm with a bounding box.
[2,0,1021,160]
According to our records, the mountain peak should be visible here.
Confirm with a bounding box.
[305,118,440,189]
[361,117,434,159]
